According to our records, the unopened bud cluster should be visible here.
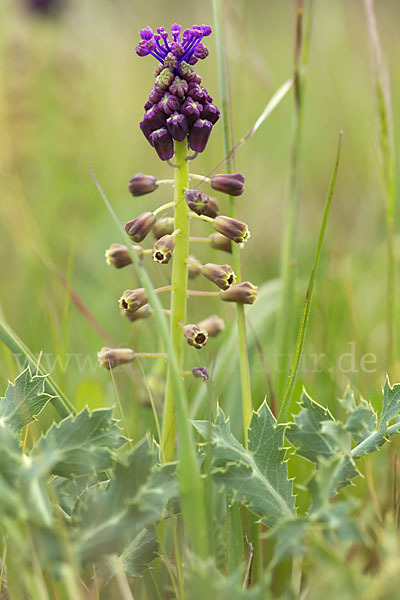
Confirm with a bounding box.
[136,24,220,160]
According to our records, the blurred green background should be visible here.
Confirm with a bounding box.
[0,0,399,438]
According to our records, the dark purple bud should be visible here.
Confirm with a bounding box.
[187,83,208,104]
[129,173,158,197]
[140,26,153,40]
[201,25,212,36]
[211,173,245,196]
[144,105,166,129]
[192,367,209,382]
[188,119,213,153]
[144,100,152,111]
[203,196,220,218]
[152,235,176,264]
[202,103,220,124]
[98,347,135,370]
[197,315,225,337]
[213,216,250,244]
[169,76,189,98]
[125,212,156,242]
[153,217,175,239]
[140,117,153,144]
[148,86,165,104]
[155,68,174,89]
[194,43,209,60]
[188,56,199,66]
[182,97,203,123]
[158,93,180,116]
[150,128,174,161]
[119,288,148,313]
[185,189,210,215]
[166,112,189,142]
[220,282,258,305]
[163,52,178,71]
[182,324,208,349]
[202,263,236,290]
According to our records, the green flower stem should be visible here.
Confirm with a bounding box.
[90,166,209,559]
[161,140,190,463]
[189,212,214,223]
[153,201,175,217]
[189,236,209,243]
[189,174,211,183]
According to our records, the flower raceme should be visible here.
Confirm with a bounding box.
[136,24,220,160]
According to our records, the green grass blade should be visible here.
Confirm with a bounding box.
[278,132,343,423]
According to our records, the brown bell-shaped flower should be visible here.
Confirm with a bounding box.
[182,324,209,349]
[153,217,175,240]
[119,288,148,313]
[125,212,156,243]
[208,232,232,253]
[220,282,258,305]
[202,263,236,290]
[210,173,245,196]
[98,347,135,370]
[203,196,220,218]
[105,243,132,269]
[212,216,250,244]
[128,173,158,197]
[152,235,176,264]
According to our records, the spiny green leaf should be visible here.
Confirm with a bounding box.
[340,389,377,444]
[286,390,335,463]
[193,402,295,526]
[75,437,178,564]
[352,378,400,458]
[32,407,125,478]
[0,367,53,432]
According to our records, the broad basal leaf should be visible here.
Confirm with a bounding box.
[0,367,53,432]
[32,407,125,478]
[193,402,295,526]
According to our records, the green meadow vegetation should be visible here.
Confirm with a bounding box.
[0,0,400,598]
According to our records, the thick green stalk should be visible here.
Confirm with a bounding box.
[90,167,209,558]
[212,0,252,444]
[161,140,190,463]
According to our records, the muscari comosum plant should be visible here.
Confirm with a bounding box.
[98,23,257,461]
